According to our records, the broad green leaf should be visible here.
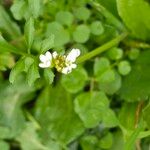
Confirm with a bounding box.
[46,22,70,47]
[110,131,125,150]
[0,53,15,71]
[102,109,119,128]
[61,67,88,93]
[10,0,27,20]
[44,68,55,84]
[73,24,90,43]
[90,21,104,36]
[28,0,42,19]
[55,11,74,26]
[0,77,35,139]
[9,58,25,83]
[0,34,20,54]
[0,141,9,150]
[94,57,115,83]
[9,57,34,83]
[16,122,48,150]
[117,0,150,40]
[94,57,110,76]
[99,72,122,95]
[0,6,21,39]
[97,69,115,83]
[74,92,109,128]
[119,50,150,101]
[27,62,40,86]
[34,86,84,145]
[24,17,35,51]
[80,135,99,150]
[99,133,113,149]
[23,57,34,72]
[143,102,150,128]
[74,7,91,21]
[0,126,10,139]
[41,35,54,53]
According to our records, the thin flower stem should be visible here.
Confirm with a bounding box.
[77,32,128,63]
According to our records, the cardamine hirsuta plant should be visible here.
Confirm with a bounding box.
[0,0,150,150]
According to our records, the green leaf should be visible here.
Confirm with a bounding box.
[94,57,110,76]
[34,86,84,145]
[119,50,150,101]
[0,34,21,54]
[94,58,115,83]
[74,91,109,128]
[27,62,40,86]
[0,77,35,139]
[10,0,27,20]
[124,125,143,150]
[0,126,10,139]
[107,47,123,60]
[28,0,42,18]
[24,17,35,52]
[0,141,9,150]
[46,22,70,47]
[118,60,131,76]
[41,35,54,53]
[90,21,104,36]
[99,71,122,95]
[61,67,88,93]
[0,5,21,39]
[9,58,25,83]
[0,53,15,70]
[110,131,125,150]
[16,122,48,150]
[143,102,150,128]
[116,0,150,40]
[74,7,91,21]
[119,103,137,130]
[44,68,55,84]
[102,109,119,128]
[80,135,99,150]
[55,11,74,26]
[128,48,140,60]
[23,57,34,72]
[99,133,113,149]
[73,24,90,43]
[98,69,115,83]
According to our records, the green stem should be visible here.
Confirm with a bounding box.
[91,1,125,31]
[77,32,128,63]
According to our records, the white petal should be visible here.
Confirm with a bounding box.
[39,63,48,68]
[45,61,51,67]
[66,49,81,62]
[62,67,72,74]
[39,54,46,63]
[45,51,52,60]
[71,63,77,69]
[52,51,58,59]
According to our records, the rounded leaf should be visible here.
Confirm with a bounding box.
[73,24,90,43]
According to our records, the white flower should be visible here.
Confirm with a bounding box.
[39,49,81,74]
[62,49,80,74]
[39,51,52,68]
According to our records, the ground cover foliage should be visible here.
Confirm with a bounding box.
[0,0,150,149]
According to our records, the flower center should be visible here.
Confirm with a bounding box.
[53,55,66,72]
